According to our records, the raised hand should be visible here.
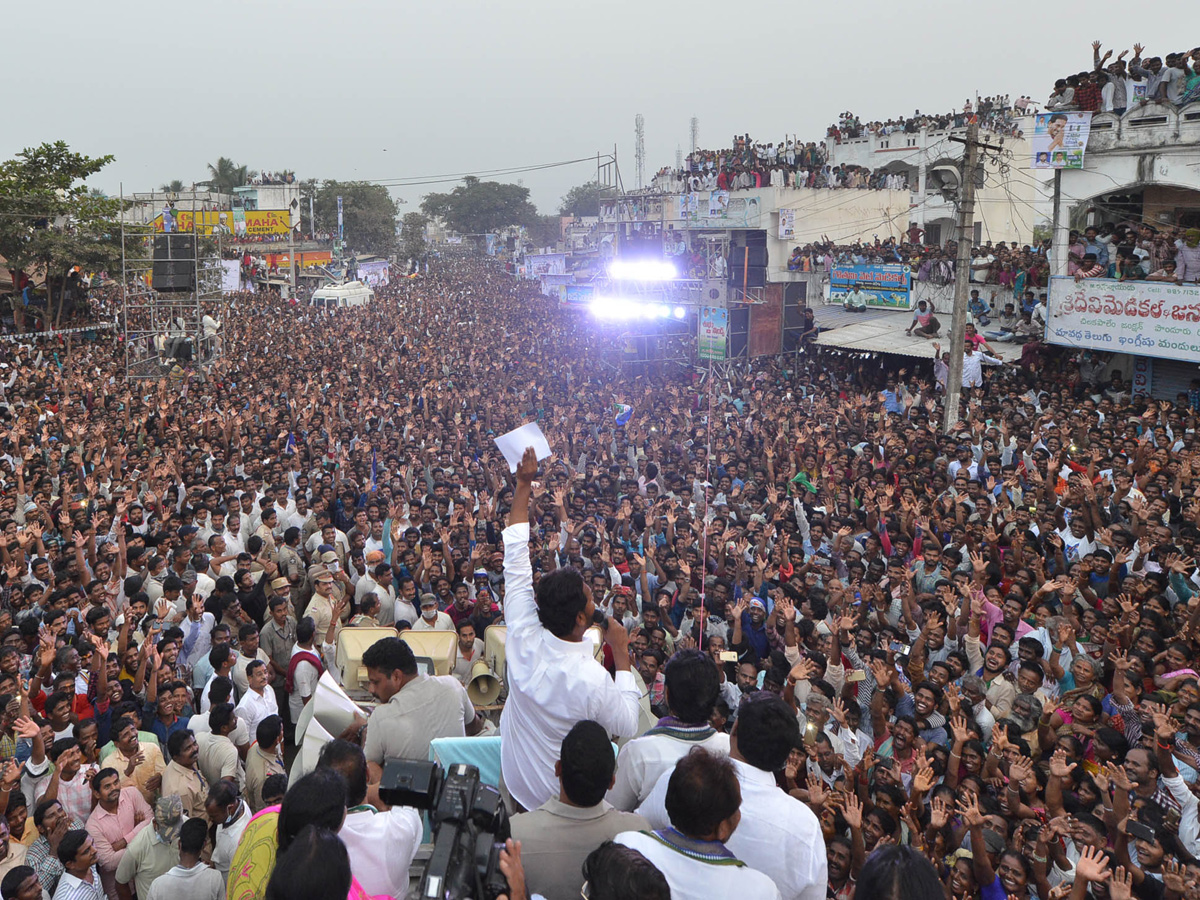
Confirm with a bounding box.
[805,772,827,807]
[1075,844,1112,884]
[956,795,985,828]
[1048,749,1076,780]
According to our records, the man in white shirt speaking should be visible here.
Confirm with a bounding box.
[500,447,641,812]
[637,693,827,900]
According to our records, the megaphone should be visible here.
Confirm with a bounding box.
[466,658,502,706]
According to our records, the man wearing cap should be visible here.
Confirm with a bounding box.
[143,816,222,900]
[304,565,342,640]
[413,593,453,632]
[113,794,181,900]
[500,448,641,814]
[276,528,306,609]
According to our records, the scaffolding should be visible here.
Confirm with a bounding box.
[120,189,226,379]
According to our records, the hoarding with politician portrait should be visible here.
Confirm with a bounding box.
[828,264,911,309]
[698,307,728,360]
[1031,111,1092,170]
[155,208,293,237]
[1046,275,1200,364]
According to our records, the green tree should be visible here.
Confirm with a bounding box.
[160,179,186,193]
[399,211,428,262]
[313,181,398,256]
[525,215,562,249]
[204,157,249,195]
[0,141,121,329]
[421,176,539,235]
[558,180,604,217]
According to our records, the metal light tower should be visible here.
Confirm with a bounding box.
[690,116,699,153]
[676,144,682,170]
[634,114,646,190]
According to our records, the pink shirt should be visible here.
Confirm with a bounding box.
[86,786,152,899]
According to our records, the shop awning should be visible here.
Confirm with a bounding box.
[814,309,1024,361]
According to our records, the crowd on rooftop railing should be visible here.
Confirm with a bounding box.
[1047,42,1200,113]
[648,94,1032,198]
[782,221,1200,287]
[246,171,296,186]
[828,96,1030,143]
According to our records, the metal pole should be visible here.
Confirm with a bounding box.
[742,245,749,302]
[1050,169,1067,278]
[943,122,979,434]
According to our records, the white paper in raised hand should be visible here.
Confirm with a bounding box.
[494,422,552,472]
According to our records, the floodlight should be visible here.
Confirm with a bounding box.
[608,260,679,282]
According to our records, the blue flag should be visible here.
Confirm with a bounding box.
[614,402,633,426]
[284,432,296,455]
[370,448,378,491]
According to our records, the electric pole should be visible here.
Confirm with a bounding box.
[942,122,996,434]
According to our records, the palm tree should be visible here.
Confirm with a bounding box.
[204,158,249,195]
[160,179,185,193]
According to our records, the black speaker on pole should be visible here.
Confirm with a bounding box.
[152,234,196,292]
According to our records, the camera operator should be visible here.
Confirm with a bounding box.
[316,740,421,900]
[361,636,482,783]
[500,448,641,813]
[510,720,648,899]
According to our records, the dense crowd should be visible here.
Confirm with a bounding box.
[829,97,1027,142]
[1048,42,1200,112]
[1,250,1200,900]
[783,221,1200,289]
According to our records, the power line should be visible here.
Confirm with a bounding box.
[360,156,601,188]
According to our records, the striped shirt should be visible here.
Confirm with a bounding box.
[51,867,103,900]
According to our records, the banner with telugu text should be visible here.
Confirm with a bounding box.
[1046,275,1200,363]
[699,307,728,360]
[828,264,911,309]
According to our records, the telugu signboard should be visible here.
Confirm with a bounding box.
[698,307,728,360]
[828,264,912,309]
[563,284,594,307]
[1031,111,1092,170]
[1046,276,1200,364]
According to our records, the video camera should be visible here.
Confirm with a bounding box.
[378,759,511,900]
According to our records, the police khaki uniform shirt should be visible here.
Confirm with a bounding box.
[363,675,476,765]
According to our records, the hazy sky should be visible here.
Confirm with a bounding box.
[6,2,1198,216]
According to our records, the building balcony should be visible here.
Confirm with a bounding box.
[1084,102,1200,153]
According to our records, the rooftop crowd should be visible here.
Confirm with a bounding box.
[649,95,1027,198]
[1048,42,1200,113]
[0,249,1200,900]
[784,219,1200,288]
[828,96,1028,142]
